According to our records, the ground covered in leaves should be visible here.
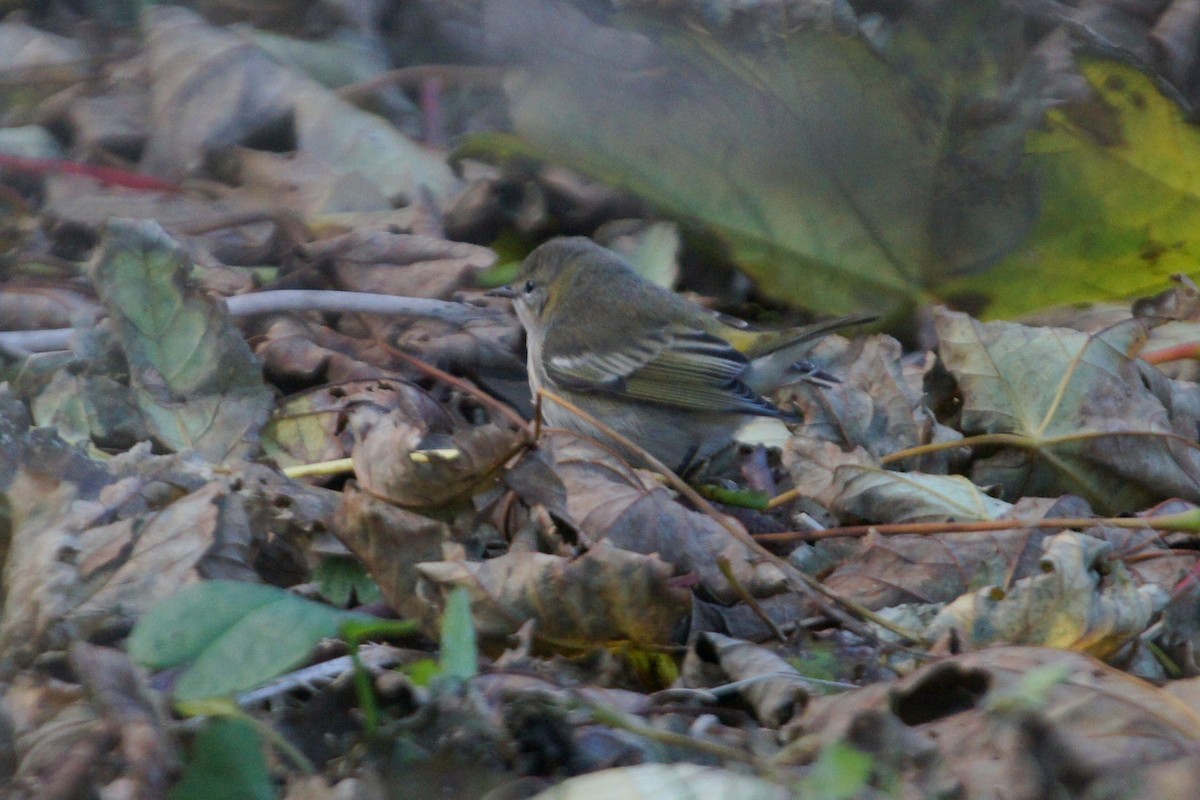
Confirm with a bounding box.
[3,1,1200,799]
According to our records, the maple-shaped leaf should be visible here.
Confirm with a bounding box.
[936,308,1200,512]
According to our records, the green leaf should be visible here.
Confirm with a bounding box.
[496,6,1041,316]
[946,59,1200,317]
[492,10,1200,319]
[795,742,874,800]
[128,580,357,702]
[313,556,382,607]
[402,658,442,687]
[169,717,275,800]
[88,219,273,462]
[439,587,478,681]
[128,581,291,669]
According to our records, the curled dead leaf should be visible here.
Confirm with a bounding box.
[334,482,451,624]
[928,531,1166,657]
[688,633,811,727]
[350,406,522,508]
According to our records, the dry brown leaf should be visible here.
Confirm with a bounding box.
[784,646,1200,800]
[781,439,877,510]
[54,83,149,158]
[514,430,786,604]
[253,317,397,385]
[73,477,260,628]
[219,147,390,217]
[0,21,86,126]
[0,448,279,674]
[44,173,279,268]
[816,496,1069,611]
[685,633,811,727]
[0,474,94,673]
[262,378,451,469]
[392,291,527,380]
[829,466,1012,524]
[1083,755,1200,800]
[929,532,1164,657]
[415,542,691,647]
[0,644,177,800]
[350,408,520,508]
[140,6,457,200]
[334,482,451,624]
[68,643,178,799]
[937,309,1200,512]
[783,334,960,470]
[0,282,101,332]
[304,230,496,300]
[0,671,100,797]
[141,6,297,177]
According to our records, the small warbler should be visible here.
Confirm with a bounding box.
[494,237,873,470]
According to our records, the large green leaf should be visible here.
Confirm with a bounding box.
[493,4,1042,316]
[945,60,1200,318]
[487,7,1041,319]
[493,8,1200,319]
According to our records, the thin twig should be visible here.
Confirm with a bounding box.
[717,556,787,642]
[337,64,504,103]
[385,345,532,436]
[225,290,494,326]
[0,290,498,356]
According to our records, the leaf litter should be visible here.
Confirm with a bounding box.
[2,2,1200,799]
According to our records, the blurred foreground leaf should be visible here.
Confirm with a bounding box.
[169,717,274,800]
[439,586,478,681]
[492,4,1046,316]
[491,6,1200,318]
[945,60,1200,317]
[526,763,791,800]
[128,580,359,702]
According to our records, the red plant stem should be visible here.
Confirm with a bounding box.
[1141,341,1200,364]
[0,153,181,193]
[755,509,1200,542]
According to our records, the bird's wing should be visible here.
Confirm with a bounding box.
[544,325,783,416]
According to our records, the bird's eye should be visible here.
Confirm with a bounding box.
[523,280,536,293]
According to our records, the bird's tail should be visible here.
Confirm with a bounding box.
[743,311,875,393]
